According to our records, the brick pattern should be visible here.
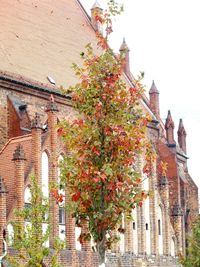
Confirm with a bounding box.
[0,80,198,266]
[0,190,6,254]
[12,145,26,216]
[46,101,59,247]
[149,166,159,256]
[160,184,171,256]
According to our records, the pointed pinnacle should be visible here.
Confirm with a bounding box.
[91,0,102,10]
[119,38,130,52]
[149,80,159,94]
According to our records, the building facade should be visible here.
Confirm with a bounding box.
[0,0,198,266]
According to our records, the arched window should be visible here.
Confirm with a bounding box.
[75,227,82,251]
[7,223,14,246]
[41,152,49,247]
[119,213,125,253]
[132,207,138,254]
[158,205,163,255]
[171,237,176,257]
[58,155,66,242]
[24,186,31,204]
[42,152,49,199]
[145,196,151,255]
[143,174,149,191]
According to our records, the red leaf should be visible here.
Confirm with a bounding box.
[72,191,81,202]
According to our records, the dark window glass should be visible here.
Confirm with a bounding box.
[59,207,65,225]
[158,219,161,235]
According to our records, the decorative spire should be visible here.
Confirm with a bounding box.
[178,119,186,136]
[0,176,7,194]
[46,94,59,112]
[91,0,102,10]
[91,0,103,33]
[12,144,26,161]
[178,119,187,153]
[119,38,131,78]
[149,80,159,94]
[31,113,43,129]
[119,38,130,52]
[165,110,175,129]
[149,80,160,116]
[165,110,176,146]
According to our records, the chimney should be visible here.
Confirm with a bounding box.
[149,80,160,116]
[119,38,131,78]
[178,119,187,154]
[91,1,103,33]
[165,110,176,146]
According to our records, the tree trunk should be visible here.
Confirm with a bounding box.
[96,237,106,267]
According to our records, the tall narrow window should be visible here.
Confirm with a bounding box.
[42,152,49,247]
[132,208,138,254]
[58,155,66,242]
[158,206,163,255]
[24,186,31,222]
[158,219,161,235]
[42,152,49,199]
[119,213,125,253]
[7,223,14,246]
[59,207,65,225]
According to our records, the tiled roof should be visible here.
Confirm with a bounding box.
[0,0,97,88]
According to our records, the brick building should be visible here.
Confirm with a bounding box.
[0,0,198,266]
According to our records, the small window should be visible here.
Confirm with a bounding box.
[158,219,161,235]
[47,76,56,85]
[133,222,136,230]
[145,223,148,230]
[59,207,65,225]
[24,203,31,210]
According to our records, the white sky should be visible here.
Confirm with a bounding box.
[80,0,200,193]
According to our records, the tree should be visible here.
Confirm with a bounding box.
[8,176,64,267]
[57,1,154,265]
[180,216,200,267]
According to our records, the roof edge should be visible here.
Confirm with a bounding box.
[0,134,32,155]
[0,70,71,99]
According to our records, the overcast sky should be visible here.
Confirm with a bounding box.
[80,0,200,192]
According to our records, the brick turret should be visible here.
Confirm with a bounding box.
[149,80,160,117]
[165,110,176,146]
[178,119,187,154]
[31,113,43,186]
[119,38,131,79]
[171,204,184,255]
[159,176,170,255]
[45,96,59,247]
[12,144,26,212]
[91,1,103,33]
[0,176,7,254]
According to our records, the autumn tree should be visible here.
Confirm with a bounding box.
[180,216,200,267]
[57,0,153,265]
[8,176,64,267]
